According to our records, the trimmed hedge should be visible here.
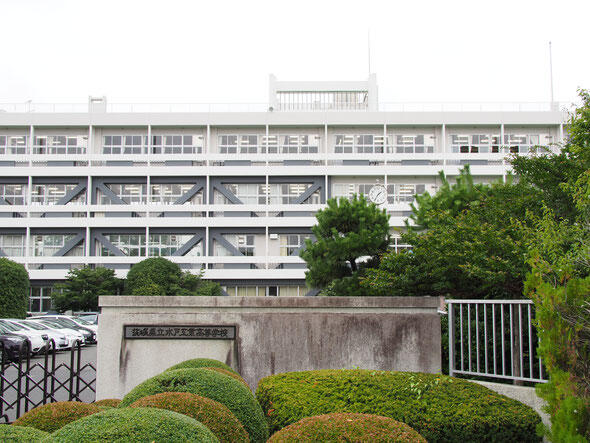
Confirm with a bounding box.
[256,370,542,443]
[166,358,238,375]
[0,258,30,319]
[130,392,249,443]
[0,424,47,441]
[203,367,249,388]
[268,413,426,442]
[12,401,102,433]
[94,398,121,408]
[45,407,218,442]
[120,368,268,442]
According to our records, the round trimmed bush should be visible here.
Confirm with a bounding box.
[203,367,249,388]
[130,392,249,443]
[256,370,543,443]
[94,398,121,408]
[268,413,426,442]
[0,424,47,441]
[120,368,268,442]
[45,407,218,442]
[166,358,238,375]
[12,401,102,433]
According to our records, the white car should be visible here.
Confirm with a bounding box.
[0,320,48,355]
[13,319,70,350]
[25,319,85,349]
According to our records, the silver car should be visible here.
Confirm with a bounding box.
[0,320,48,355]
[25,319,85,349]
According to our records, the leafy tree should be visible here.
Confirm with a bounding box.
[125,257,222,296]
[410,165,492,228]
[362,180,543,299]
[299,194,389,292]
[52,266,123,312]
[0,258,29,318]
[511,89,590,221]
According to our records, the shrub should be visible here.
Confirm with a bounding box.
[94,398,121,408]
[119,368,268,442]
[130,392,249,443]
[268,413,426,442]
[202,367,249,388]
[0,258,29,319]
[166,358,238,375]
[256,370,542,443]
[45,407,218,442]
[0,424,47,441]
[12,401,102,433]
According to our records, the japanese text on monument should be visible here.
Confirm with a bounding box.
[124,325,235,340]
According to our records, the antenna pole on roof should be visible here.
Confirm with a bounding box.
[549,41,554,104]
[367,29,372,75]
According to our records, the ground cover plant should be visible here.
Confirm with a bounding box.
[166,357,238,374]
[119,367,268,442]
[12,401,102,433]
[256,369,542,442]
[0,424,48,441]
[267,412,426,442]
[130,392,250,443]
[45,406,218,442]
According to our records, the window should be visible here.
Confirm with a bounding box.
[450,134,501,154]
[103,135,147,154]
[504,134,552,154]
[31,184,86,205]
[0,184,26,205]
[151,135,203,154]
[219,135,238,154]
[332,183,375,200]
[29,286,53,313]
[34,135,87,154]
[268,184,319,204]
[150,184,202,205]
[279,234,310,256]
[0,136,27,155]
[99,184,147,204]
[98,234,145,257]
[149,234,202,257]
[215,235,255,256]
[391,134,435,154]
[0,235,25,256]
[32,234,83,256]
[262,134,320,154]
[387,184,425,204]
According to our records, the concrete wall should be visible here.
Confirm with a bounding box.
[96,296,442,399]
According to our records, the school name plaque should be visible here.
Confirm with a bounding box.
[124,325,236,340]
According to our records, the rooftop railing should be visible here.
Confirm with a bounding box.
[0,101,567,114]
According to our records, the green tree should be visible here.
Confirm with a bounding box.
[299,194,389,292]
[362,180,543,299]
[52,267,122,312]
[511,90,590,221]
[410,165,492,229]
[125,257,222,296]
[0,258,29,318]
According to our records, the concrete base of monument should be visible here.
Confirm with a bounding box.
[96,296,443,400]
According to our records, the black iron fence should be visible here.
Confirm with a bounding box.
[0,340,96,423]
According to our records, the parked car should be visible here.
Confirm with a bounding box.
[73,312,99,325]
[29,316,96,344]
[26,319,85,348]
[0,321,47,355]
[10,319,69,351]
[0,331,30,362]
[32,315,98,335]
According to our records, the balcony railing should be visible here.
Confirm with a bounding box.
[0,101,567,114]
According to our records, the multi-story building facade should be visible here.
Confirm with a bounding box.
[0,75,565,311]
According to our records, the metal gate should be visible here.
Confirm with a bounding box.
[0,341,96,423]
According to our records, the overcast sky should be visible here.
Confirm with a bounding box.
[1,0,588,106]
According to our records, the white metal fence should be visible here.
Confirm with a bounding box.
[447,299,547,384]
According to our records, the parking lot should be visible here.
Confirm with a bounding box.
[1,345,97,423]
